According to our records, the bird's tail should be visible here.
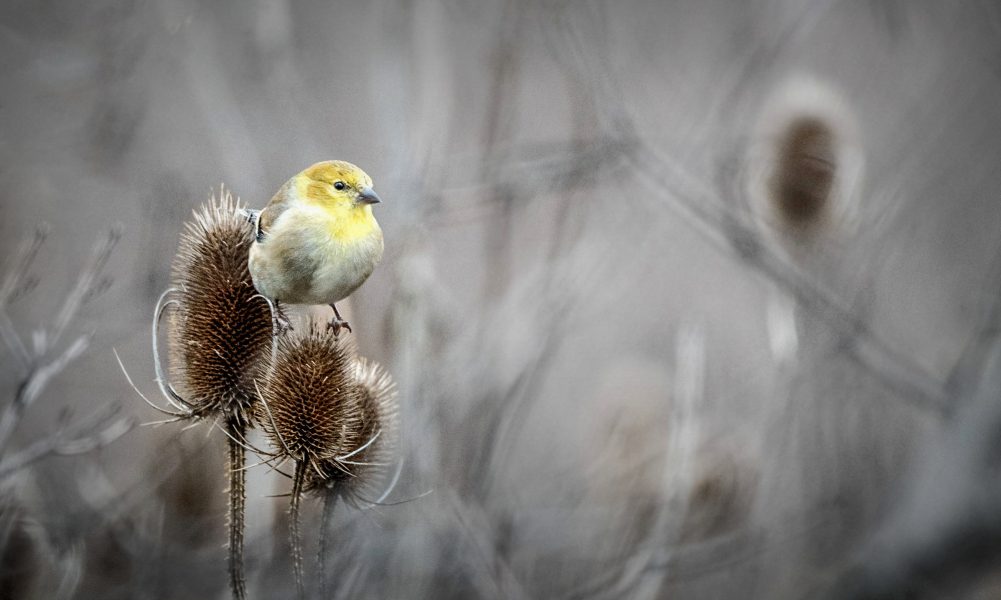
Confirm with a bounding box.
[238,208,263,241]
[238,207,259,224]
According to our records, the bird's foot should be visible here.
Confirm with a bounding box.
[273,303,294,336]
[327,303,351,336]
[326,317,352,337]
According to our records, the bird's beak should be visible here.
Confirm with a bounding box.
[357,187,382,204]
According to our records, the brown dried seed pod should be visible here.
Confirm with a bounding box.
[257,325,363,464]
[305,356,399,502]
[167,188,273,423]
[257,325,399,496]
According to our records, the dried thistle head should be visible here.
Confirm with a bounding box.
[167,187,273,424]
[306,357,399,502]
[258,326,399,502]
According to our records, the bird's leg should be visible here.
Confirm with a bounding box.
[274,300,294,335]
[327,303,352,336]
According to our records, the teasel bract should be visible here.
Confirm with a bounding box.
[257,325,398,599]
[145,187,274,600]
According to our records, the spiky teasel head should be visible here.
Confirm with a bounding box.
[305,357,399,504]
[166,187,273,425]
[258,326,399,503]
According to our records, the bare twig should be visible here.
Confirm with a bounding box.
[49,224,122,353]
[0,225,132,522]
[317,488,338,599]
[825,341,1001,599]
[625,145,950,414]
[0,225,49,370]
[444,490,532,600]
[0,404,133,480]
[0,335,91,455]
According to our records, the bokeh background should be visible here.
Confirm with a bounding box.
[2,1,1001,598]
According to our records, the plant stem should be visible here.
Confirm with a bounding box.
[227,419,247,600]
[317,487,338,598]
[290,460,306,600]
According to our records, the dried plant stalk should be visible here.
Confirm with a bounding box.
[226,418,247,600]
[289,460,306,600]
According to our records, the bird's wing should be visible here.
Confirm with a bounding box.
[256,201,290,243]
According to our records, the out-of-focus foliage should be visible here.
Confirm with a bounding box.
[1,0,1000,598]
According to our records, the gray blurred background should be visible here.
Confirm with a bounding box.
[2,1,1001,598]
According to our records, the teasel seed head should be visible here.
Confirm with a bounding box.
[258,325,399,503]
[166,187,273,425]
[306,357,399,503]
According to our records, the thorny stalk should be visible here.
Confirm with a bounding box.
[227,418,248,600]
[317,488,339,599]
[290,460,306,600]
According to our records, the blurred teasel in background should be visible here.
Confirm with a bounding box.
[2,1,1001,598]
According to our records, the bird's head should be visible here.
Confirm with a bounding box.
[296,160,382,213]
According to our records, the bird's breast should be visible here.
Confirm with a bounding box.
[249,205,383,305]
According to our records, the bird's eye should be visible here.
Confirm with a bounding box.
[333,181,346,191]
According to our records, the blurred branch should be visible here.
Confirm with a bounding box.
[0,404,132,480]
[824,340,1001,599]
[0,335,90,454]
[427,136,633,228]
[625,143,949,415]
[479,0,526,301]
[0,225,133,475]
[50,223,122,351]
[943,238,1001,399]
[444,490,531,600]
[537,1,951,417]
[0,224,49,371]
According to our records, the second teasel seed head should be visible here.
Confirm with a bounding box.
[258,325,366,465]
[258,326,400,502]
[305,357,400,502]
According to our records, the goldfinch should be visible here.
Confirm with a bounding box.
[245,160,384,334]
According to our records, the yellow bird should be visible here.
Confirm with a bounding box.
[245,160,384,334]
